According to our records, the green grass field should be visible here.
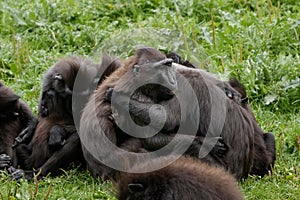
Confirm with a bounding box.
[0,0,299,199]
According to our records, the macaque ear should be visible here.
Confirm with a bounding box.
[128,183,145,193]
[132,65,141,73]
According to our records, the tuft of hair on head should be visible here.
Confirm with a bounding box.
[135,47,166,65]
[228,78,247,98]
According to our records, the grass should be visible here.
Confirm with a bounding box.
[0,0,299,199]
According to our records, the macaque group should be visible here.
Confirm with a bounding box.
[79,47,275,198]
[1,46,276,199]
[4,56,118,180]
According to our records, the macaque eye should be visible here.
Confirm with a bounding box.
[133,65,141,73]
[164,60,173,67]
[13,112,19,116]
[155,58,173,68]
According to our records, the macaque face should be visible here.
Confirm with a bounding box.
[0,84,20,119]
[132,58,177,91]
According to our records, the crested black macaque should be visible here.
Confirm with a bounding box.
[116,156,244,200]
[106,47,257,180]
[10,56,118,180]
[0,82,37,169]
[227,79,276,176]
[113,59,276,179]
[80,47,228,181]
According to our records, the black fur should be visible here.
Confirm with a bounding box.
[116,156,244,200]
[80,47,229,180]
[11,56,119,180]
[228,78,276,177]
[0,82,37,169]
[110,52,255,180]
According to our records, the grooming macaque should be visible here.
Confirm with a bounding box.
[116,156,244,200]
[80,47,228,181]
[105,48,257,180]
[10,56,118,180]
[0,82,37,169]
[115,60,276,179]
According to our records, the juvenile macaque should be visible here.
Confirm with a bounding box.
[0,82,37,169]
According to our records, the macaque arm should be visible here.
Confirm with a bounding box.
[106,88,180,131]
[12,102,38,148]
[142,133,228,157]
[48,125,77,149]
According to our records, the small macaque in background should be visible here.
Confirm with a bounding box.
[0,81,37,169]
[116,156,244,200]
[10,56,119,180]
